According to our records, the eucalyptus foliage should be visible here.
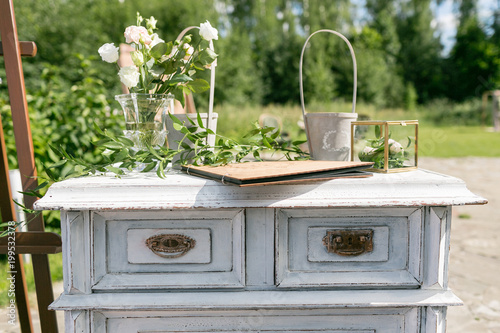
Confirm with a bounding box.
[45,115,308,181]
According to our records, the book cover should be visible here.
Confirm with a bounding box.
[182,160,374,186]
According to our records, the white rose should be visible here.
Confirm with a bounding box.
[362,146,377,155]
[146,16,157,31]
[118,66,140,88]
[130,51,144,66]
[124,25,152,45]
[183,43,194,57]
[98,43,119,63]
[199,20,218,41]
[388,139,403,153]
[149,33,165,48]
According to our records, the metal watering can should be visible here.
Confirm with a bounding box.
[299,29,358,161]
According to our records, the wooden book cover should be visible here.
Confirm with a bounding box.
[182,160,374,186]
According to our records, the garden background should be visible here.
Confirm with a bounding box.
[1,0,500,325]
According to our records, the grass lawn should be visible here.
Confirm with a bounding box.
[215,103,500,158]
[419,126,500,157]
[0,252,63,307]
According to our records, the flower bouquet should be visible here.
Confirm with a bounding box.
[98,13,218,149]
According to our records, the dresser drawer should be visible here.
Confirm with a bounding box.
[93,308,419,333]
[276,208,422,288]
[91,210,245,291]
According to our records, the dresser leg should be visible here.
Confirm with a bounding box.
[64,311,90,333]
[422,306,447,332]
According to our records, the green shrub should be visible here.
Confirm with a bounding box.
[418,98,487,126]
[1,55,123,229]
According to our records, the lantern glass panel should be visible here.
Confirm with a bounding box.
[351,121,418,173]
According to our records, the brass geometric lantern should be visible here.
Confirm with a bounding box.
[351,120,418,173]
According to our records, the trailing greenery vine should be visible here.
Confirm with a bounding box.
[49,113,307,179]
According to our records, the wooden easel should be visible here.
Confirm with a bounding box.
[0,0,61,332]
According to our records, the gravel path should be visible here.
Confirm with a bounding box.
[419,157,500,333]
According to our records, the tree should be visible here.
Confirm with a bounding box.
[395,0,444,102]
[358,0,405,107]
[352,26,405,107]
[300,0,354,105]
[446,0,500,100]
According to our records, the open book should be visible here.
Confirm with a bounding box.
[182,160,374,187]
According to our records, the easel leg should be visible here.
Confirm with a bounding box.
[32,254,59,332]
[14,255,34,333]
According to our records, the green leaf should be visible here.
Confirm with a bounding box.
[141,162,157,173]
[196,112,204,128]
[46,159,67,169]
[375,125,381,138]
[262,136,272,149]
[48,144,64,158]
[180,142,193,150]
[150,42,171,59]
[187,79,210,93]
[20,190,41,197]
[93,122,105,135]
[150,64,165,77]
[106,166,124,175]
[253,150,262,160]
[60,165,76,179]
[172,87,185,107]
[42,162,58,181]
[147,146,163,159]
[168,74,193,85]
[102,141,124,149]
[33,181,50,192]
[13,200,36,213]
[112,149,129,163]
[168,113,183,125]
[243,128,261,138]
[173,123,183,131]
[116,136,135,147]
[156,160,166,178]
[270,129,280,140]
[160,59,177,75]
[198,48,217,66]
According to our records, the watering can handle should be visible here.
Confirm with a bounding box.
[176,26,217,135]
[299,29,357,120]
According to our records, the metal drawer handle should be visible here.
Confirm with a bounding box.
[322,229,373,256]
[145,234,196,258]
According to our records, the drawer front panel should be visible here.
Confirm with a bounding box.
[100,308,418,333]
[307,226,389,262]
[92,210,245,290]
[276,208,422,288]
[127,228,211,264]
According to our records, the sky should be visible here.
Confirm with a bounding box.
[433,0,497,55]
[350,0,497,56]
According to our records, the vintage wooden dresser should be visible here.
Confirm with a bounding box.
[34,169,486,332]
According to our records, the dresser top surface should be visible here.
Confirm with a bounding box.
[34,168,487,210]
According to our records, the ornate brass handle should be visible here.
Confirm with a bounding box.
[145,234,196,258]
[322,229,373,256]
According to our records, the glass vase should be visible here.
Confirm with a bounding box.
[115,93,174,150]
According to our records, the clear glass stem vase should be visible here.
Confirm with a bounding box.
[115,93,174,150]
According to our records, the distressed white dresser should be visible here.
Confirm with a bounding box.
[34,169,486,333]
